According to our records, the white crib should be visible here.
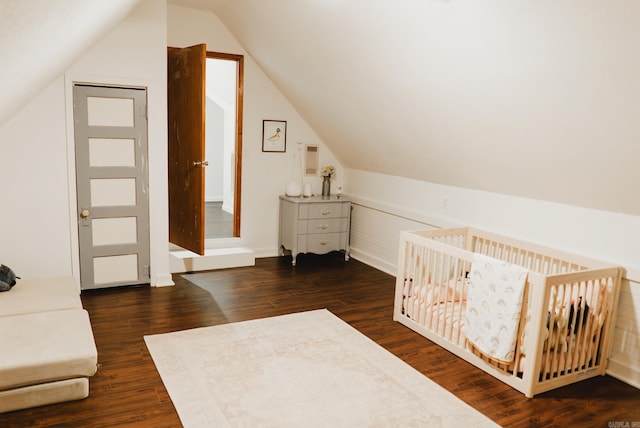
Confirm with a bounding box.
[393,227,622,398]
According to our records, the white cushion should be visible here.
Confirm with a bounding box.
[0,276,81,317]
[0,378,89,414]
[0,309,98,390]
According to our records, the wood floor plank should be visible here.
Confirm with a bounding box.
[1,254,638,427]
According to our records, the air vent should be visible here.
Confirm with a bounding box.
[304,144,319,175]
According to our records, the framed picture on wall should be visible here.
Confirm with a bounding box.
[262,120,287,152]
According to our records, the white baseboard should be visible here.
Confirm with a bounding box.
[606,359,640,391]
[152,273,175,287]
[253,247,279,259]
[349,248,396,277]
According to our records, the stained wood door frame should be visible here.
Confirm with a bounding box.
[206,50,244,238]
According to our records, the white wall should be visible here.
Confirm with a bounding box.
[0,77,72,278]
[0,0,172,286]
[609,277,640,390]
[205,97,225,201]
[167,5,342,257]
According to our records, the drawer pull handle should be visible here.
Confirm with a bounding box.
[319,240,330,245]
[320,210,331,216]
[317,224,328,229]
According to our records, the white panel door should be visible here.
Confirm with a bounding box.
[73,84,150,289]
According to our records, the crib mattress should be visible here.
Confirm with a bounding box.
[0,309,98,391]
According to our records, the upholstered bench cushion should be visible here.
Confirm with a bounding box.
[0,309,98,391]
[0,378,89,414]
[0,276,81,317]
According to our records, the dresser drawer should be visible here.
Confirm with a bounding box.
[298,202,349,220]
[298,233,347,255]
[298,218,348,234]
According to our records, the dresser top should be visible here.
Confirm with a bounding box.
[279,195,349,204]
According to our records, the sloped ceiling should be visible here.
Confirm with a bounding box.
[3,1,638,216]
[0,0,141,126]
[170,0,640,216]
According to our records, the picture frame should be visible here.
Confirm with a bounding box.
[262,120,287,152]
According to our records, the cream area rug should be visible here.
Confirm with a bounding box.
[144,309,499,428]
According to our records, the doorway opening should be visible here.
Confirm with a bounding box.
[204,53,242,239]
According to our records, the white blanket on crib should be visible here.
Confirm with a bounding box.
[462,253,528,363]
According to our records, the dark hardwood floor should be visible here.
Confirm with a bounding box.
[2,254,639,427]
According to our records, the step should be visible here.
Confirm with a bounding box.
[169,247,255,273]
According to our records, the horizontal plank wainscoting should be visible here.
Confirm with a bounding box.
[608,278,640,389]
[349,202,434,275]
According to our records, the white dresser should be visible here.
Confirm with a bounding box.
[278,195,351,266]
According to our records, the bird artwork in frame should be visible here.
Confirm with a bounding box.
[262,120,287,152]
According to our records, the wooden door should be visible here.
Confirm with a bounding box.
[168,44,206,255]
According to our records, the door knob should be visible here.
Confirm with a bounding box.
[193,160,209,167]
[80,209,91,226]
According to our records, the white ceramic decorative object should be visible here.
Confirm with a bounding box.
[286,181,302,197]
[303,183,312,197]
[285,142,304,197]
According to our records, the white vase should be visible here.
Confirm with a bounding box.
[303,183,312,197]
[285,142,303,197]
[286,181,302,197]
